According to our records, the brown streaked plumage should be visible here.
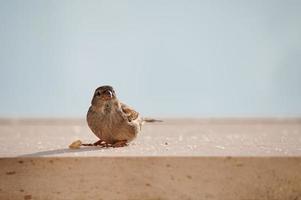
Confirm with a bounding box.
[85,85,143,147]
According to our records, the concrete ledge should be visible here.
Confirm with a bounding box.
[1,118,301,157]
[1,157,301,200]
[0,118,301,199]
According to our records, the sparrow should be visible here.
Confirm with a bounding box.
[83,85,160,148]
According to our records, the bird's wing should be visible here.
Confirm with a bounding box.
[121,103,139,122]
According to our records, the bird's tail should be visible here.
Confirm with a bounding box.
[142,117,163,123]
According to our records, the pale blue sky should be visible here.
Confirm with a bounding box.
[0,0,301,117]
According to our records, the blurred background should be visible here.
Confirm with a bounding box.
[0,0,300,118]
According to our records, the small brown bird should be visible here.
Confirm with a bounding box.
[84,85,159,148]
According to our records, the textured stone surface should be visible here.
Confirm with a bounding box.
[0,118,301,200]
[0,118,301,157]
[1,157,301,200]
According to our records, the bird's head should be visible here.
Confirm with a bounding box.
[91,85,117,106]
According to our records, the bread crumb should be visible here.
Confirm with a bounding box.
[69,140,82,149]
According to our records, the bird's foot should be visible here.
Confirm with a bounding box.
[112,140,128,148]
[81,140,106,147]
[81,140,128,148]
[93,140,106,146]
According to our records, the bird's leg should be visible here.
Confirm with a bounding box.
[112,140,128,148]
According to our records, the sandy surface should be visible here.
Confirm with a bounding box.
[0,118,301,157]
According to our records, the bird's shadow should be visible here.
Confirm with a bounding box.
[18,146,106,157]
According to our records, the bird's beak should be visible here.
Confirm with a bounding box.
[101,90,114,100]
[108,90,113,98]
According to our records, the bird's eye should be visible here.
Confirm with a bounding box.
[96,91,101,96]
